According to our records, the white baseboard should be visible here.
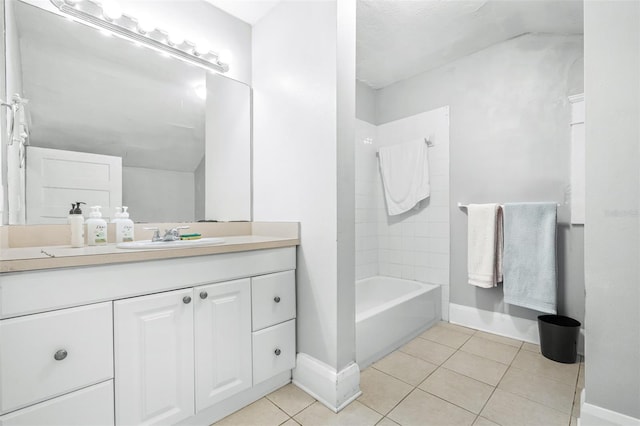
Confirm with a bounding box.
[580,389,640,426]
[448,303,585,355]
[292,353,361,413]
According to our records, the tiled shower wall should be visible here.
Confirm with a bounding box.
[355,106,451,319]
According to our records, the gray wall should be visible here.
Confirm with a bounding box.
[584,0,639,419]
[375,33,585,323]
[356,80,375,124]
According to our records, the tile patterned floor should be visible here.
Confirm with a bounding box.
[214,322,585,426]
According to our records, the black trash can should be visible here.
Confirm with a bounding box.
[537,315,581,363]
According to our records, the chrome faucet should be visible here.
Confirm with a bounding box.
[143,226,189,242]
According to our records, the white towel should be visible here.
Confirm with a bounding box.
[467,203,503,288]
[378,139,430,216]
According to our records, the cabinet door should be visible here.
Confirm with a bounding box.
[194,279,252,411]
[114,289,194,425]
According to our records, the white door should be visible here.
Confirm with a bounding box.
[114,289,194,425]
[26,146,122,223]
[194,279,252,412]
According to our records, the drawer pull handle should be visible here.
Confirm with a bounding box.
[183,296,192,304]
[54,349,68,361]
[200,291,208,300]
[274,348,281,356]
[274,296,281,303]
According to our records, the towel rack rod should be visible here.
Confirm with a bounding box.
[458,202,561,208]
[375,138,433,157]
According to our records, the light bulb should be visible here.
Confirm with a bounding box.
[217,49,232,64]
[102,0,122,21]
[194,84,207,100]
[194,43,210,57]
[64,0,81,5]
[168,34,184,47]
[136,18,155,34]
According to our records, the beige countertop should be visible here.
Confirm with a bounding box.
[0,222,299,273]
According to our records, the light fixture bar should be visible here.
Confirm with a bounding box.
[49,0,229,73]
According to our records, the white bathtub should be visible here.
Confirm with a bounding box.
[356,276,441,368]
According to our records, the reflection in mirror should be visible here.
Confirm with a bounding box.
[4,0,250,224]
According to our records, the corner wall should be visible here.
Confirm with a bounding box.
[583,0,640,421]
[376,34,585,326]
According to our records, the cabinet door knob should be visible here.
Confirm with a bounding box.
[200,291,208,300]
[54,349,68,361]
[274,296,281,303]
[183,296,192,304]
[274,348,281,356]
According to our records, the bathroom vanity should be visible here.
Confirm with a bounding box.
[0,223,299,425]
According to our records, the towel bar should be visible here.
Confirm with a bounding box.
[375,138,433,157]
[458,202,561,208]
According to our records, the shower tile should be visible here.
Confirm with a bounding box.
[459,336,519,365]
[215,397,289,426]
[420,324,472,349]
[388,389,475,426]
[511,350,579,386]
[442,351,508,386]
[400,336,456,365]
[418,367,494,414]
[266,383,316,417]
[294,400,382,426]
[358,368,413,415]
[498,366,575,414]
[480,389,570,426]
[373,350,438,386]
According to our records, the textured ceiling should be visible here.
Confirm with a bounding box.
[357,0,584,89]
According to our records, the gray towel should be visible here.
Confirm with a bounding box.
[503,202,557,314]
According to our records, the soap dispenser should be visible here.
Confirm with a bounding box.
[86,206,108,246]
[115,206,134,243]
[69,202,85,248]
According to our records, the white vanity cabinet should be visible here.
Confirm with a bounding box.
[0,246,297,426]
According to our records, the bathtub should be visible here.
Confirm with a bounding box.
[356,276,441,368]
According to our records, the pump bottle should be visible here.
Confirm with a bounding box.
[68,202,85,248]
[113,206,135,243]
[86,206,108,246]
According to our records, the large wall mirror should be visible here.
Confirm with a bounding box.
[3,0,251,225]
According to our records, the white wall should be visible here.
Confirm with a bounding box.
[122,167,195,223]
[583,0,640,421]
[253,0,356,372]
[356,80,375,125]
[376,34,585,325]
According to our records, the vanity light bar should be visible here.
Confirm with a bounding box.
[50,0,229,73]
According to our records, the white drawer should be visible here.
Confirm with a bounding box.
[0,381,114,426]
[251,271,296,331]
[252,319,295,385]
[0,302,113,414]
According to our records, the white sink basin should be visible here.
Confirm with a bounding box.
[116,237,225,250]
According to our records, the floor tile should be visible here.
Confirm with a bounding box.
[474,331,523,348]
[388,388,476,426]
[511,349,579,385]
[373,350,438,386]
[400,336,456,365]
[281,420,300,426]
[266,383,316,417]
[376,418,400,426]
[572,387,582,418]
[472,417,500,426]
[577,360,585,389]
[570,416,578,426]
[442,351,508,386]
[439,321,477,335]
[358,368,413,415]
[481,388,570,426]
[460,335,519,365]
[418,367,494,414]
[420,324,473,349]
[215,398,289,426]
[522,342,541,353]
[294,401,382,426]
[498,366,575,414]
